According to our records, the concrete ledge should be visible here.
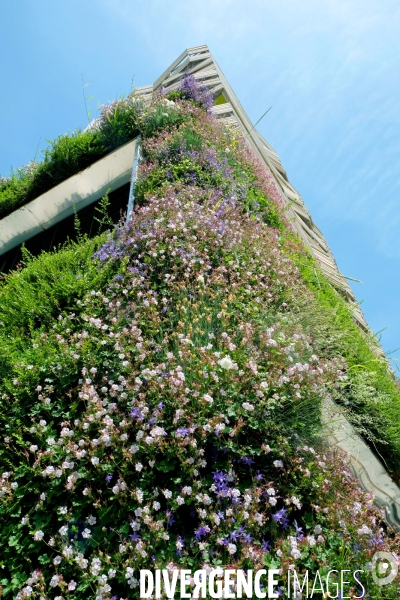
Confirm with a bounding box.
[323,396,400,529]
[0,138,137,256]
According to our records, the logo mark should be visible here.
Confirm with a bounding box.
[371,551,398,586]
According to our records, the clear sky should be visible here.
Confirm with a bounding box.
[1,0,399,364]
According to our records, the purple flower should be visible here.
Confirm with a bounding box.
[176,428,190,437]
[165,510,175,526]
[212,471,231,497]
[180,73,214,111]
[105,475,113,483]
[293,520,304,541]
[241,457,254,466]
[194,525,210,540]
[130,407,144,421]
[272,508,289,529]
[129,532,140,541]
[262,539,271,553]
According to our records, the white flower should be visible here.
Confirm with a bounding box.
[119,544,126,553]
[47,438,55,446]
[314,524,322,535]
[197,275,205,284]
[129,444,139,454]
[218,356,234,370]
[163,489,172,498]
[33,530,44,541]
[269,497,278,506]
[153,501,161,511]
[63,546,74,558]
[203,394,213,404]
[227,543,237,554]
[357,524,372,535]
[87,515,96,525]
[291,496,302,509]
[62,461,74,469]
[22,586,33,597]
[150,426,167,437]
[91,457,99,466]
[291,547,301,559]
[59,526,68,536]
[53,555,62,565]
[90,557,102,575]
[82,528,92,539]
[130,520,141,531]
[126,567,134,579]
[242,402,254,411]
[50,575,59,587]
[135,462,143,472]
[75,553,88,569]
[273,460,284,468]
[307,535,316,547]
[108,569,116,578]
[39,420,47,427]
[176,496,184,505]
[68,580,77,591]
[30,445,38,453]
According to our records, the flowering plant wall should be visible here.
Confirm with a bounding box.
[0,76,399,599]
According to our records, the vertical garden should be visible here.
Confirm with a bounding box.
[0,76,399,599]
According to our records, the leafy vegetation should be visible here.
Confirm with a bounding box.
[0,91,188,220]
[0,76,399,599]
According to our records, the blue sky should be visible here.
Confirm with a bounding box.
[1,0,399,362]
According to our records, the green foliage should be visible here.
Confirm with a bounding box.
[0,236,113,343]
[0,95,188,221]
[93,190,114,233]
[292,250,400,472]
[95,97,141,149]
[0,131,107,219]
